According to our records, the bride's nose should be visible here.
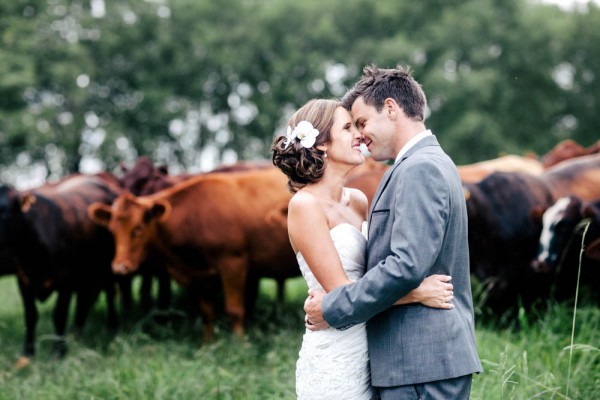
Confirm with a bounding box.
[352,125,363,141]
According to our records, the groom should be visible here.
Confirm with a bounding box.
[304,65,482,399]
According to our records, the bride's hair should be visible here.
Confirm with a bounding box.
[271,99,339,193]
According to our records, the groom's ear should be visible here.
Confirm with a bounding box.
[383,98,397,120]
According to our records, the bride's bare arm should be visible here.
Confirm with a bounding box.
[288,193,352,293]
[394,274,454,309]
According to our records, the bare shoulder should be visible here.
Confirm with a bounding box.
[288,189,321,211]
[288,190,326,223]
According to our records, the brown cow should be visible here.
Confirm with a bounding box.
[542,139,600,168]
[118,157,283,305]
[89,168,297,341]
[457,155,543,183]
[345,154,545,206]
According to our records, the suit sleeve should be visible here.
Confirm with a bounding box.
[322,160,449,329]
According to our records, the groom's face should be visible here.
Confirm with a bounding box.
[351,96,399,162]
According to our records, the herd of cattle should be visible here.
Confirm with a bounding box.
[1,138,599,367]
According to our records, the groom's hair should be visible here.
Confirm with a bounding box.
[341,64,427,122]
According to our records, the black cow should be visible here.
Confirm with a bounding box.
[464,153,600,314]
[0,174,119,367]
[531,196,600,302]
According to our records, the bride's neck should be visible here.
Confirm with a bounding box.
[309,172,347,204]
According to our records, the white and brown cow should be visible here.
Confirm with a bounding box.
[464,153,600,313]
[531,196,600,302]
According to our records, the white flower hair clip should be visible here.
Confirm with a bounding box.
[283,120,320,149]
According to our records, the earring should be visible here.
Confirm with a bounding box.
[323,152,327,158]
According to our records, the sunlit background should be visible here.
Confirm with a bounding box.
[1,0,599,189]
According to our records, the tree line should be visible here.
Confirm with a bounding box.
[1,0,599,183]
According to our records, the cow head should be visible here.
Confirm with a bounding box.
[89,192,171,274]
[531,196,582,272]
[582,202,600,261]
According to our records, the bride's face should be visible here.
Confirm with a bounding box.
[324,107,364,167]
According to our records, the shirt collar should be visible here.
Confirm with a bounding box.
[394,129,432,163]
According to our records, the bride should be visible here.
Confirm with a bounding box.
[272,99,454,399]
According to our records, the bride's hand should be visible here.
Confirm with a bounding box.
[395,274,454,309]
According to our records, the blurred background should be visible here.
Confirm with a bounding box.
[1,0,599,187]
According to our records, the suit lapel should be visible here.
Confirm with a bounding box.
[367,135,440,229]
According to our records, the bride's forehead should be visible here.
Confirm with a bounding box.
[333,107,352,122]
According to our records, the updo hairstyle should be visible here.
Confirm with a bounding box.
[272,99,340,193]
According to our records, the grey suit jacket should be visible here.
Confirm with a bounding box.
[322,135,482,387]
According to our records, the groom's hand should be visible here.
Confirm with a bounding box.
[303,290,329,331]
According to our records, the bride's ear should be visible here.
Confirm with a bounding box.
[316,144,328,153]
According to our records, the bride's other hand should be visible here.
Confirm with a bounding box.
[304,290,330,331]
[395,274,454,309]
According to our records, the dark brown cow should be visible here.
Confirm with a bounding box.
[0,174,120,367]
[119,157,191,197]
[89,168,297,341]
[542,139,600,168]
[530,196,600,302]
[464,153,600,313]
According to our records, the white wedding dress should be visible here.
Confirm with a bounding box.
[295,222,374,400]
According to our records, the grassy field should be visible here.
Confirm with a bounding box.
[0,275,598,400]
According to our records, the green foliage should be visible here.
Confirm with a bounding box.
[0,276,598,399]
[1,0,599,177]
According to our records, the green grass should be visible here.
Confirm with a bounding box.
[0,275,598,399]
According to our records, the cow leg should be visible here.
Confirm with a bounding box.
[15,277,38,368]
[218,255,248,336]
[116,274,134,312]
[52,289,73,358]
[276,277,286,304]
[140,269,153,310]
[156,266,172,312]
[104,280,118,331]
[244,273,260,323]
[197,294,216,343]
[73,285,100,334]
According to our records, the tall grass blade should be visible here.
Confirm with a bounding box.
[566,219,591,398]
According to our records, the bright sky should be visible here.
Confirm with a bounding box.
[538,0,600,10]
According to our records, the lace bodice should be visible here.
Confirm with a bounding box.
[296,222,368,291]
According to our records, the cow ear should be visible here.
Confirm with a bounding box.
[530,205,547,222]
[20,194,36,213]
[88,203,113,226]
[151,199,171,222]
[585,238,600,261]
